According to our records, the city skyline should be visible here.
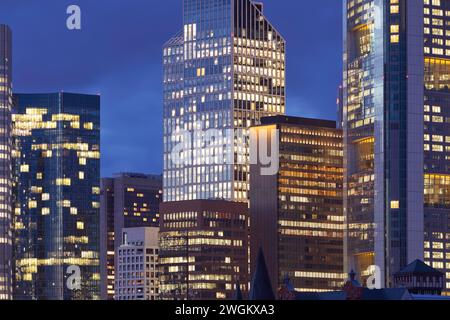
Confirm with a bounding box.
[0,0,342,177]
[2,0,450,305]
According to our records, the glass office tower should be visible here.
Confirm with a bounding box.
[163,0,285,202]
[0,24,12,300]
[12,93,101,300]
[343,0,424,286]
[422,0,450,295]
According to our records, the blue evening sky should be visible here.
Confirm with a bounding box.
[0,0,342,177]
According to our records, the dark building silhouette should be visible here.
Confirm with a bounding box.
[249,248,275,301]
[277,260,447,301]
[394,260,444,296]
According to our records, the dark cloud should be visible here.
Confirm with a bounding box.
[0,0,341,177]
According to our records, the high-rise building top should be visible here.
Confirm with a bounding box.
[99,173,162,300]
[163,0,285,203]
[0,24,12,300]
[12,92,101,300]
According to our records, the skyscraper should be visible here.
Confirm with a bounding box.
[250,116,345,293]
[99,173,162,300]
[343,0,425,286]
[0,24,12,300]
[12,93,101,300]
[343,0,450,288]
[163,0,285,202]
[422,0,450,295]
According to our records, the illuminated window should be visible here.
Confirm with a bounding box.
[390,201,400,209]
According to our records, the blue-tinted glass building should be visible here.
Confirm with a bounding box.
[343,0,424,286]
[12,93,100,300]
[344,0,450,293]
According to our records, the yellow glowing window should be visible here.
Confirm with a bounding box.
[28,201,37,209]
[390,25,399,33]
[71,121,80,129]
[391,35,399,43]
[92,187,100,195]
[83,122,94,130]
[56,178,71,186]
[390,201,400,209]
[391,5,399,14]
[52,114,80,122]
[196,68,205,77]
[41,208,50,216]
[127,188,135,192]
[20,164,29,173]
[77,221,84,230]
[42,193,50,201]
[70,207,78,215]
[42,150,52,158]
[79,171,85,180]
[58,200,71,208]
[37,173,43,180]
[79,158,86,165]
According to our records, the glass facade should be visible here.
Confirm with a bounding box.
[423,0,450,295]
[343,0,424,286]
[12,93,100,300]
[250,116,344,293]
[0,24,12,300]
[163,0,285,202]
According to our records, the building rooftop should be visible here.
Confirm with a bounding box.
[260,115,337,129]
[395,259,444,276]
[113,172,162,180]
